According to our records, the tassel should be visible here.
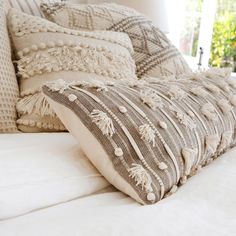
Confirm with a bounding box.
[190,87,208,98]
[158,162,168,170]
[168,85,186,100]
[205,134,220,155]
[229,95,236,107]
[218,131,232,153]
[201,103,217,120]
[90,109,115,137]
[128,163,153,192]
[217,80,230,92]
[46,79,70,93]
[139,124,156,147]
[203,82,220,94]
[182,148,197,176]
[217,99,232,114]
[140,89,163,110]
[17,93,56,116]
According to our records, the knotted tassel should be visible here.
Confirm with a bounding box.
[205,134,220,155]
[217,99,232,114]
[182,148,197,176]
[218,131,232,153]
[90,109,115,137]
[140,89,163,110]
[17,93,55,116]
[168,85,186,100]
[128,163,153,192]
[139,124,156,147]
[229,95,236,107]
[190,87,208,98]
[201,103,217,120]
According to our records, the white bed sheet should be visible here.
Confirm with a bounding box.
[0,138,236,236]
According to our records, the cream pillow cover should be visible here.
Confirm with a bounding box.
[8,8,136,132]
[0,1,19,133]
[41,2,191,78]
[43,69,236,204]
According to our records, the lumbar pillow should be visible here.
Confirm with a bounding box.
[42,69,236,204]
[7,8,136,132]
[0,2,19,133]
[41,2,191,79]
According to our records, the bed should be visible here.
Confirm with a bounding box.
[0,132,236,236]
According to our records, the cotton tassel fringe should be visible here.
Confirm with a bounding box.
[218,131,232,154]
[128,164,153,192]
[203,82,221,94]
[140,89,163,110]
[17,93,56,116]
[139,124,156,147]
[229,95,236,107]
[190,87,208,98]
[168,85,186,100]
[90,109,115,137]
[217,99,232,114]
[182,148,197,176]
[205,134,220,155]
[201,103,217,120]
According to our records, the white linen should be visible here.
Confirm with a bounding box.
[0,133,109,220]
[1,146,236,236]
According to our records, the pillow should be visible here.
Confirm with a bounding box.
[0,2,19,133]
[0,133,109,219]
[41,2,191,78]
[8,0,62,17]
[43,69,236,204]
[7,8,136,132]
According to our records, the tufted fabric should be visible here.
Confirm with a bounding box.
[0,1,19,133]
[8,8,136,132]
[8,0,63,17]
[41,2,191,78]
[43,69,236,204]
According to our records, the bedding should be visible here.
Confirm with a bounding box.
[8,9,136,132]
[0,1,19,133]
[0,146,236,236]
[43,69,236,204]
[41,2,191,78]
[0,133,109,220]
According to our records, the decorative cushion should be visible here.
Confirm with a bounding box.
[7,8,136,132]
[41,2,191,78]
[43,69,236,204]
[0,2,19,133]
[8,0,62,17]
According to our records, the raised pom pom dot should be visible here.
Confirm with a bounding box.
[180,176,187,185]
[119,106,127,114]
[39,43,46,49]
[68,94,77,102]
[23,48,30,54]
[47,41,55,48]
[159,121,167,129]
[17,51,23,58]
[147,192,156,202]
[187,110,195,118]
[158,162,168,170]
[31,45,38,51]
[57,40,64,47]
[114,148,123,157]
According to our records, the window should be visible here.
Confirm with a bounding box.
[167,0,236,72]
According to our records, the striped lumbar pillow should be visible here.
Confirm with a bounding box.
[42,69,236,204]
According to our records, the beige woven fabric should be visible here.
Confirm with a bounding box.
[41,2,191,78]
[0,2,19,133]
[43,69,236,204]
[8,8,136,132]
[8,0,63,17]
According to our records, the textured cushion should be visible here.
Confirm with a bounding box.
[41,2,191,78]
[0,2,19,133]
[8,0,62,17]
[7,8,136,132]
[43,69,236,204]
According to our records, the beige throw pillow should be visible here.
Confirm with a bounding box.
[41,2,191,78]
[0,2,19,133]
[43,69,236,204]
[8,8,136,132]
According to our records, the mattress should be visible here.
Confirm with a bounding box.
[0,133,236,236]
